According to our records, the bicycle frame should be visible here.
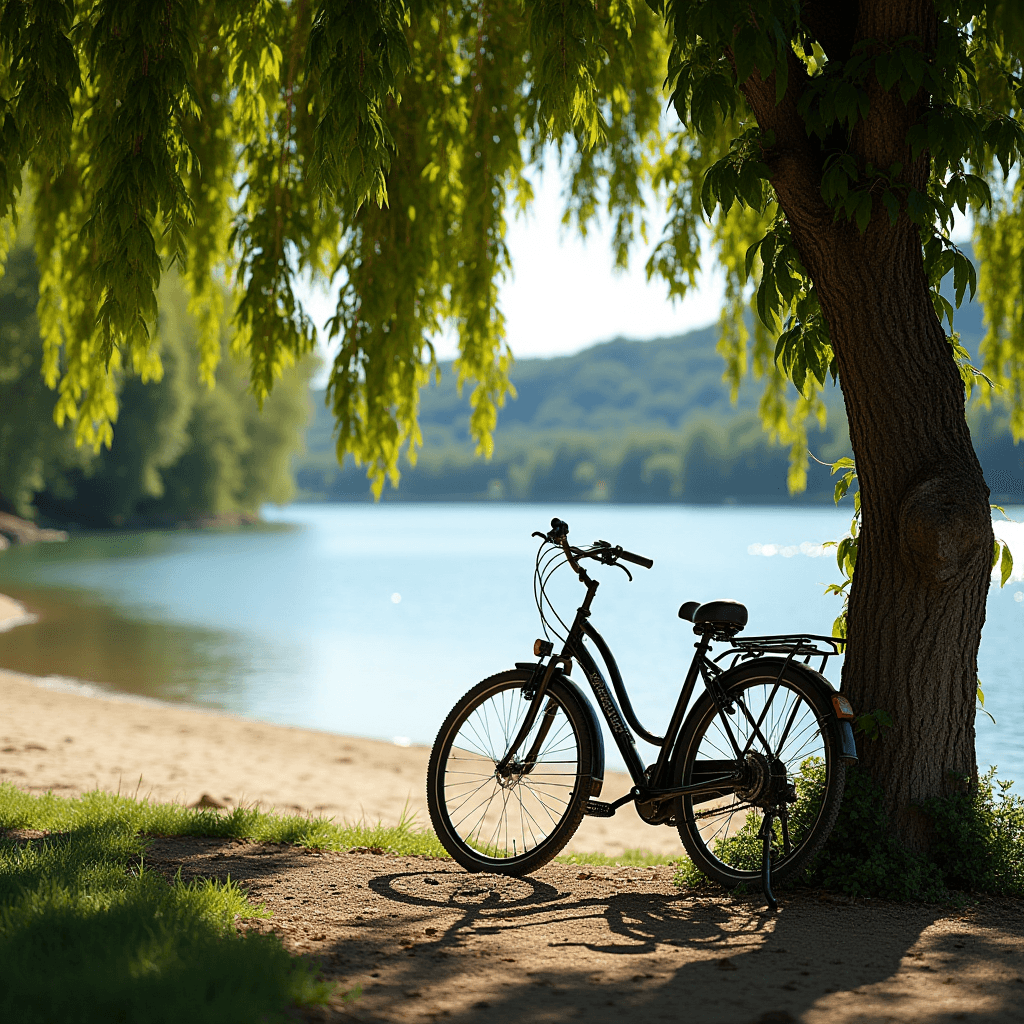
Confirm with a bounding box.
[497,559,745,813]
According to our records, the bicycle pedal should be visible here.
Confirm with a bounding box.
[584,800,615,818]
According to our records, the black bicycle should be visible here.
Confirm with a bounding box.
[426,517,859,908]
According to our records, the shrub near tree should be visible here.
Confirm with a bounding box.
[2,2,1024,864]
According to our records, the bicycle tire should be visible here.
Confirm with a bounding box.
[673,659,846,887]
[427,669,593,875]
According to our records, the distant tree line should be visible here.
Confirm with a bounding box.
[296,330,1024,506]
[0,236,312,528]
[297,418,850,504]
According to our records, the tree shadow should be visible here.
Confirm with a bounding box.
[336,866,1023,1023]
[141,839,1024,1024]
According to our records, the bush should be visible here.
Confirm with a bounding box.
[675,766,1024,901]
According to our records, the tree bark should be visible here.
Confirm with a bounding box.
[739,0,995,848]
[803,216,992,849]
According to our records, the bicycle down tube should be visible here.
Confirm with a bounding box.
[568,623,744,803]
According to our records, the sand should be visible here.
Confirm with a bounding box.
[0,593,674,857]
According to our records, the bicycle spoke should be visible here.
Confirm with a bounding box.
[435,676,585,867]
[680,672,840,882]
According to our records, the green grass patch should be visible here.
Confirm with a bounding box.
[0,785,449,858]
[558,847,681,867]
[0,785,336,1023]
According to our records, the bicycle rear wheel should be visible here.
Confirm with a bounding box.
[427,670,593,875]
[674,660,846,887]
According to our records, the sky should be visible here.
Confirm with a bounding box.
[298,166,977,378]
[298,164,727,375]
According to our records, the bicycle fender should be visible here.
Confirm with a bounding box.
[717,657,859,767]
[516,664,606,797]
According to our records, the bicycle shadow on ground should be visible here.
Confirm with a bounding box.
[331,865,1024,1024]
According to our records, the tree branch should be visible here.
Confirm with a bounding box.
[738,49,833,238]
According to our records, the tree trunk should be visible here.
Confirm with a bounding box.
[804,219,993,850]
[737,0,996,850]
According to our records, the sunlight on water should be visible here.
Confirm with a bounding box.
[747,541,829,557]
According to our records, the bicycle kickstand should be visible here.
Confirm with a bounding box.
[759,809,779,913]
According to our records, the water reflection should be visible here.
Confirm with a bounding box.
[0,583,242,708]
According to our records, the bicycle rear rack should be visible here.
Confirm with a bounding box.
[723,634,847,675]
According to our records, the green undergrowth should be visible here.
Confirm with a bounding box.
[0,786,334,1024]
[674,767,1024,902]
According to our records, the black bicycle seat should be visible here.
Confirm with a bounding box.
[690,599,748,632]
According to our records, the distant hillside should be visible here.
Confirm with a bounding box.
[295,287,1024,505]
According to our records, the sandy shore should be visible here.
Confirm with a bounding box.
[0,594,678,857]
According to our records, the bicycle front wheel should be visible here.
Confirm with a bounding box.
[427,670,593,875]
[674,660,846,887]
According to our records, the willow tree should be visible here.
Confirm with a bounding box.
[1,0,1023,846]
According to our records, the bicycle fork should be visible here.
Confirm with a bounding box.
[494,657,565,777]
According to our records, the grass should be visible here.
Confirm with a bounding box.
[0,782,687,1020]
[557,848,680,867]
[0,784,449,857]
[0,784,452,1023]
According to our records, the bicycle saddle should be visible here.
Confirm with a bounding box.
[679,599,748,632]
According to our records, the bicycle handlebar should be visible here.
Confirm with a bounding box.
[535,517,654,570]
[616,547,654,570]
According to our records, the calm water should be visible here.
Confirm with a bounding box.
[0,504,1021,782]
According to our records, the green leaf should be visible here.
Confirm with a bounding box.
[977,679,996,724]
[882,190,899,225]
[1000,542,1013,588]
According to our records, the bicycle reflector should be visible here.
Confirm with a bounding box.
[534,638,554,657]
[832,694,855,719]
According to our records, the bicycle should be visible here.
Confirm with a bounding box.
[426,517,859,909]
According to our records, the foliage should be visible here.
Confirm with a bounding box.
[806,766,1024,899]
[298,329,856,501]
[0,786,331,1024]
[297,318,1024,503]
[4,2,1019,498]
[0,237,91,516]
[0,234,313,526]
[674,765,1024,900]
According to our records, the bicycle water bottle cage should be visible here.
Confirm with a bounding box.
[691,600,748,637]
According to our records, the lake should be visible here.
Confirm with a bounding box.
[0,503,1021,783]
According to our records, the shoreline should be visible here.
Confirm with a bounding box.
[0,593,674,857]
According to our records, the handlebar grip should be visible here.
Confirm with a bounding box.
[618,548,653,569]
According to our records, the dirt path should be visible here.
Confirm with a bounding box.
[144,837,1024,1023]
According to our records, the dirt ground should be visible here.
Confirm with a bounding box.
[144,837,1024,1024]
